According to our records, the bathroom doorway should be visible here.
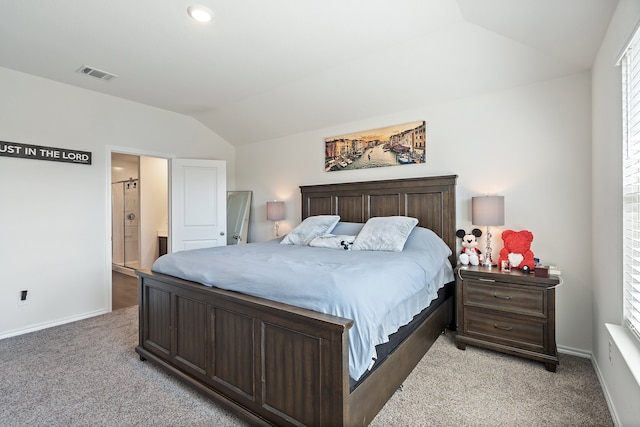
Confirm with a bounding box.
[111,152,168,308]
[112,176,140,270]
[111,153,141,275]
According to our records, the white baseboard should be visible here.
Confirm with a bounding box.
[0,308,108,340]
[112,264,137,277]
[557,344,592,359]
[591,353,622,427]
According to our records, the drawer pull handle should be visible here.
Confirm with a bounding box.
[493,324,513,331]
[493,294,512,300]
[479,278,496,283]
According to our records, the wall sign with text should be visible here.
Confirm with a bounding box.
[0,140,92,165]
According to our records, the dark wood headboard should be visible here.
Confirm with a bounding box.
[300,175,458,265]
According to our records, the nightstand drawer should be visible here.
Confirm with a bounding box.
[464,309,545,351]
[463,280,545,318]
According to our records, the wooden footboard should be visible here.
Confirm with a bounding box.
[136,270,353,426]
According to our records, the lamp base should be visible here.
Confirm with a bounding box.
[483,226,495,267]
[482,259,497,268]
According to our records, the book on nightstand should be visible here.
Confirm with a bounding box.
[535,263,561,277]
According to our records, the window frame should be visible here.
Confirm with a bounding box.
[621,33,640,344]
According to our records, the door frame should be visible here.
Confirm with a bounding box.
[105,145,173,312]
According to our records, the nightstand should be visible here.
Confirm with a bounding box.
[454,265,560,372]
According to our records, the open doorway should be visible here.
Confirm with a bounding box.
[112,154,140,273]
[111,152,168,309]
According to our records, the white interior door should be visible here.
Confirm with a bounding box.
[170,159,226,253]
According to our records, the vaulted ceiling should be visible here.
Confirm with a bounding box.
[0,0,618,145]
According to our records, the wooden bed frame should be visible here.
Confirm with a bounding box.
[136,175,457,426]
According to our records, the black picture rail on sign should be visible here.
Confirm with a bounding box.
[0,140,92,165]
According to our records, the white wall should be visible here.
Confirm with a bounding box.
[237,73,593,354]
[140,156,168,270]
[592,1,640,425]
[0,66,235,338]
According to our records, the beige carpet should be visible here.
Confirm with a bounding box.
[0,306,613,426]
[370,334,613,427]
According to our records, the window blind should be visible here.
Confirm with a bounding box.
[622,34,640,343]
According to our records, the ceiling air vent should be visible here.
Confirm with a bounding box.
[76,65,117,81]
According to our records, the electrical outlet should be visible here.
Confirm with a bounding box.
[18,289,28,306]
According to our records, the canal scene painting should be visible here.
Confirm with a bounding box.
[324,121,426,172]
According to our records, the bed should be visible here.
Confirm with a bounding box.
[136,175,457,426]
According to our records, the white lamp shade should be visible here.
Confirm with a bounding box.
[472,196,504,226]
[266,201,285,221]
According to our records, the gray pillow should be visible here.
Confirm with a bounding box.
[331,221,365,236]
[280,215,340,245]
[352,216,419,252]
[403,226,452,259]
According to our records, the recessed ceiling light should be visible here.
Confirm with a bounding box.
[187,5,213,23]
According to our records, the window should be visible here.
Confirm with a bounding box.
[622,31,640,343]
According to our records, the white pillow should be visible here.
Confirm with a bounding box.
[352,216,419,252]
[280,215,340,246]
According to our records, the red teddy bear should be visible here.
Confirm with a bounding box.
[498,230,535,271]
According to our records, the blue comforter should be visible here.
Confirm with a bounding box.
[152,229,451,380]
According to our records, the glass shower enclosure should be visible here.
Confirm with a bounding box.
[112,178,140,270]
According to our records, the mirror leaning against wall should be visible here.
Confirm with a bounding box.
[227,191,252,245]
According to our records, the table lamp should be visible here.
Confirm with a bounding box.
[472,195,504,267]
[266,201,285,237]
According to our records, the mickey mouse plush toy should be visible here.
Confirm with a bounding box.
[456,228,483,266]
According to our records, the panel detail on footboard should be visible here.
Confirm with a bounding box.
[142,284,171,357]
[175,295,207,377]
[262,322,330,425]
[211,307,255,399]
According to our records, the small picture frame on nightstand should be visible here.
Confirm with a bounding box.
[501,260,511,272]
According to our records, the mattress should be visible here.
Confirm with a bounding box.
[152,227,453,380]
